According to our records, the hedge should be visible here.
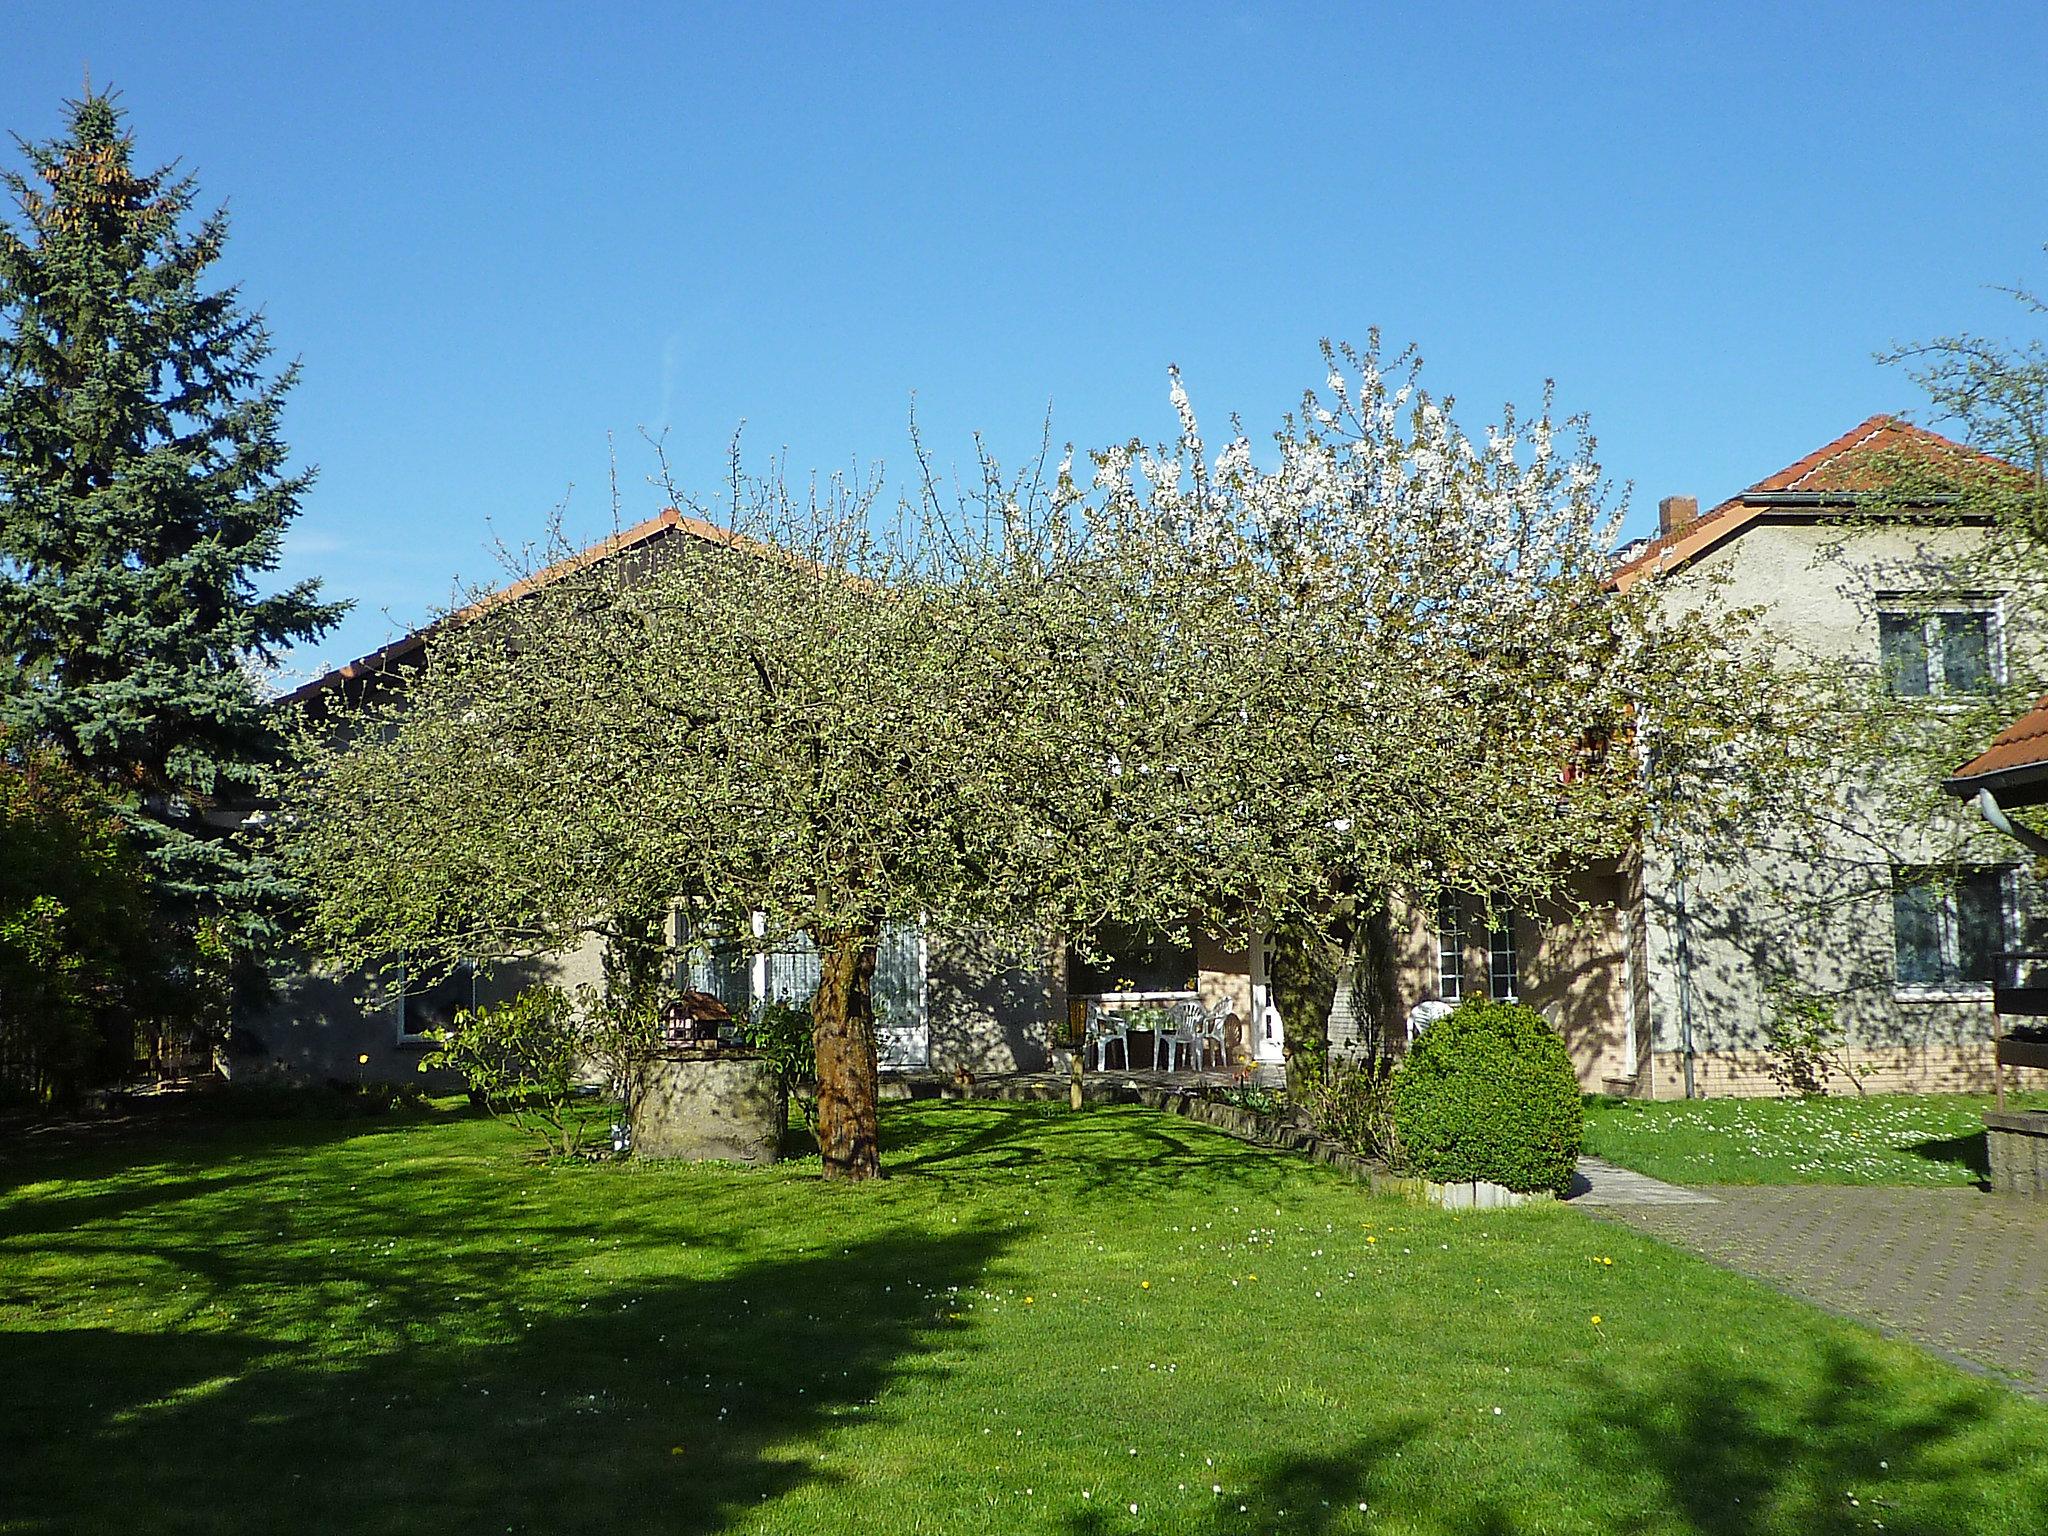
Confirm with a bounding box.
[1390,997,1583,1195]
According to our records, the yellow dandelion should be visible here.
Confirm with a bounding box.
[357,1053,370,1065]
[1591,1315,1602,1325]
[1140,1280,1151,1290]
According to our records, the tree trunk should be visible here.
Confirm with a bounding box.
[811,923,882,1181]
[1269,917,1341,1100]
[1269,897,1392,1098]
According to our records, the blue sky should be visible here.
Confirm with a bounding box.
[9,3,2047,677]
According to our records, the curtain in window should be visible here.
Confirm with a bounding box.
[754,924,925,1031]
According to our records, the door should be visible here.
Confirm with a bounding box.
[874,922,930,1070]
[1248,934,1286,1065]
[755,920,930,1071]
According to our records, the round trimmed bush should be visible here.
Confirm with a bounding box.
[1390,997,1583,1195]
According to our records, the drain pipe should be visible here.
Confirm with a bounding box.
[1969,788,2047,1115]
[1674,862,1698,1100]
[1973,788,2048,858]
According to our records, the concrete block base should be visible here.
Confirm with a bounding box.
[1986,1109,2048,1197]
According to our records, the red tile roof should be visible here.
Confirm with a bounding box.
[1949,696,2048,791]
[1610,415,1998,592]
[281,507,765,706]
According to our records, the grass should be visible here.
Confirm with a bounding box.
[1583,1090,2048,1187]
[4,1099,2046,1534]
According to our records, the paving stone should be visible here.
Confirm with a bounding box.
[1593,1184,2048,1397]
[1569,1156,1721,1206]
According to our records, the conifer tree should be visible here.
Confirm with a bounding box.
[0,92,344,953]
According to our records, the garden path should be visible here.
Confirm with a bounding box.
[1592,1184,2048,1398]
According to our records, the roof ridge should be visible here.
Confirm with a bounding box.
[280,506,735,705]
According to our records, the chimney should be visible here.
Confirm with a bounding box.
[1658,495,1699,537]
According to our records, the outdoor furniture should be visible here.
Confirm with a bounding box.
[1195,999,1231,1069]
[1085,1004,1132,1071]
[1406,998,1454,1041]
[1156,999,1207,1074]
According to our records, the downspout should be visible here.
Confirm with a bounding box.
[1972,788,2048,858]
[1673,861,1697,1100]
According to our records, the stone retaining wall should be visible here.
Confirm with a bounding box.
[915,1072,1548,1208]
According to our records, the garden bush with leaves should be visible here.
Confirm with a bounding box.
[1301,1062,1402,1164]
[0,740,159,1103]
[734,999,818,1127]
[423,985,595,1157]
[1761,981,1846,1096]
[1391,997,1582,1195]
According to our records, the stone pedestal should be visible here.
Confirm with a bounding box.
[632,1052,785,1164]
[1985,1109,2048,1196]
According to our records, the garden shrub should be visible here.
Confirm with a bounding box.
[424,985,594,1157]
[0,740,159,1104]
[732,998,817,1127]
[1761,981,1845,1096]
[1301,1062,1402,1164]
[1391,997,1582,1195]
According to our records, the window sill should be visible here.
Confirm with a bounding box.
[1892,987,1993,1004]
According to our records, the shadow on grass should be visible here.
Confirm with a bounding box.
[1575,1343,2048,1535]
[883,1100,1315,1198]
[1050,1343,2048,1535]
[1907,1129,1989,1182]
[0,1222,1009,1535]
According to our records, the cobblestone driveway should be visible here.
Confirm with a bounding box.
[1595,1185,2048,1396]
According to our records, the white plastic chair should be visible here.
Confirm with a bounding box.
[1086,1004,1132,1071]
[1196,999,1232,1070]
[1156,1000,1206,1074]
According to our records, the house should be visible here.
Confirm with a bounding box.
[245,508,1061,1088]
[250,416,2043,1099]
[1181,416,2042,1099]
[1579,416,2039,1096]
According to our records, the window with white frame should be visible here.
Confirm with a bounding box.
[676,914,929,1066]
[1488,917,1519,1001]
[393,960,476,1044]
[1877,599,2001,697]
[1435,901,1464,1001]
[1892,866,2008,992]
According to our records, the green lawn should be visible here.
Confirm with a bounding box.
[1583,1090,2048,1187]
[4,1099,2046,1535]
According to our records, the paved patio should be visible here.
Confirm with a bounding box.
[1592,1184,2048,1398]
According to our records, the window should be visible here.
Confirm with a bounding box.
[1878,602,1999,697]
[394,961,476,1043]
[1488,917,1518,1001]
[1435,901,1464,1001]
[1892,867,2007,992]
[677,913,929,1066]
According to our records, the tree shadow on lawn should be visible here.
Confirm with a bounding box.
[0,1221,1011,1536]
[883,1100,1314,1199]
[1049,1344,2048,1536]
[1574,1342,2048,1535]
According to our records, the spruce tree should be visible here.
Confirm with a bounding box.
[0,92,345,955]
